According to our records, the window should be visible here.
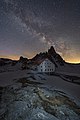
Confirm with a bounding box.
[45,69,46,71]
[41,66,42,67]
[41,69,42,72]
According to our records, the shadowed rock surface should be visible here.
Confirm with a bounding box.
[0,79,80,120]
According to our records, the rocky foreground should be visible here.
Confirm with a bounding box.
[0,78,80,120]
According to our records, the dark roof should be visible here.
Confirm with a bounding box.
[37,57,55,66]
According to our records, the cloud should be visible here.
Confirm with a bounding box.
[54,37,71,58]
[40,36,46,43]
[3,1,75,58]
[3,0,70,58]
[4,0,55,47]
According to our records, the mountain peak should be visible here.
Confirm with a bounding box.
[48,46,56,55]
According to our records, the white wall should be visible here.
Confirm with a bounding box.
[37,59,55,72]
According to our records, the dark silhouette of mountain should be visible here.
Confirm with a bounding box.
[0,46,80,67]
[48,46,56,55]
[19,56,29,70]
[19,56,28,63]
[0,58,12,66]
[31,46,65,66]
[0,56,29,66]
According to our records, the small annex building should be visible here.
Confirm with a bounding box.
[37,58,55,73]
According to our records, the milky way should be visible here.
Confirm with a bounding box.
[0,0,80,63]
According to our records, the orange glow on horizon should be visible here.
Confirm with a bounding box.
[63,56,80,64]
[0,55,19,60]
[0,54,80,64]
[65,60,80,64]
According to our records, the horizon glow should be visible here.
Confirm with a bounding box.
[0,0,80,63]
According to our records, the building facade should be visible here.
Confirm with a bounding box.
[37,58,55,73]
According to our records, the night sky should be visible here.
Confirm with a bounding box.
[0,0,80,63]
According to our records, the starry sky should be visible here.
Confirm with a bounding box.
[0,0,80,63]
